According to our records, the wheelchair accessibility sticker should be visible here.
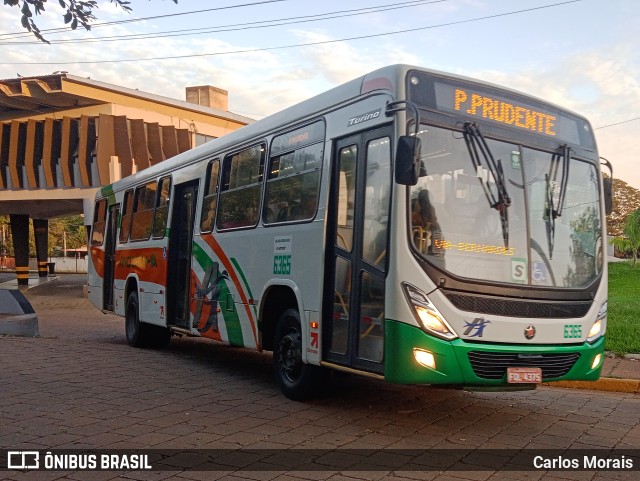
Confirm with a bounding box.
[532,261,547,284]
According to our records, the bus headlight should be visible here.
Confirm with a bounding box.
[402,283,457,340]
[587,301,607,343]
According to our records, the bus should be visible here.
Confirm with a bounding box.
[87,64,612,400]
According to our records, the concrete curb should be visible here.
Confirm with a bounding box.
[0,288,39,337]
[0,313,39,337]
[545,378,640,394]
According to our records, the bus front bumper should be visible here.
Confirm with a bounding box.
[384,320,605,387]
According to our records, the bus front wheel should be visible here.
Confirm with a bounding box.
[274,308,324,400]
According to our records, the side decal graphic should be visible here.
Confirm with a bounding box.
[193,262,229,333]
[199,235,259,348]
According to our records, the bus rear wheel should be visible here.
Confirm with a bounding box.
[273,308,324,400]
[125,291,171,348]
[125,291,147,347]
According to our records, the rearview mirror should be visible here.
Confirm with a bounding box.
[603,177,613,215]
[395,136,422,185]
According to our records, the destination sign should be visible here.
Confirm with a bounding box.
[451,87,557,137]
[420,77,589,146]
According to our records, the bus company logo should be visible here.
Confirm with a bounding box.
[463,317,491,337]
[524,325,536,340]
[348,109,381,127]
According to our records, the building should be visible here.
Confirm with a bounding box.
[0,73,253,284]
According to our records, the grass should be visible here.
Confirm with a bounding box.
[606,261,640,355]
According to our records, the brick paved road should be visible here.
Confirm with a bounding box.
[0,275,639,480]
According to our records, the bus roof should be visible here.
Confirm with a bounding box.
[101,64,403,195]
[101,64,590,196]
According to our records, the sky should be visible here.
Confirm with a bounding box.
[1,0,639,189]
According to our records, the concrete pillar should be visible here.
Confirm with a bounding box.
[33,219,49,278]
[9,214,30,286]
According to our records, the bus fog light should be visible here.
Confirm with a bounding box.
[591,353,602,370]
[413,348,436,369]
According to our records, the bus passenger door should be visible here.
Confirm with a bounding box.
[103,204,118,311]
[166,180,198,328]
[325,127,392,374]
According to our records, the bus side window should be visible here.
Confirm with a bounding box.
[91,199,108,246]
[200,160,220,233]
[152,176,171,238]
[119,189,134,243]
[217,145,265,230]
[264,121,325,225]
[130,181,157,241]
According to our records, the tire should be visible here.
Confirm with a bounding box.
[125,291,171,348]
[273,308,324,400]
[125,291,147,347]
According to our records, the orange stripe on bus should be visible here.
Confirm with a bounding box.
[202,235,258,348]
[114,247,167,285]
[90,246,105,279]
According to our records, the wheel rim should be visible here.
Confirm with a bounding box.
[278,328,302,383]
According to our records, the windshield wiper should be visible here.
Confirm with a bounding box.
[544,145,571,259]
[463,122,511,248]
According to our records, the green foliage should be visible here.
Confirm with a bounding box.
[5,0,177,43]
[606,177,640,237]
[607,262,640,355]
[0,214,86,257]
[610,207,640,266]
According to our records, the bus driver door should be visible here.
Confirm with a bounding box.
[325,127,392,375]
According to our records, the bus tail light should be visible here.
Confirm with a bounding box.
[587,301,607,343]
[402,283,457,340]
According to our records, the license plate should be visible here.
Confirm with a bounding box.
[507,367,542,383]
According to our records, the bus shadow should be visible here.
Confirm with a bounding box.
[101,331,492,408]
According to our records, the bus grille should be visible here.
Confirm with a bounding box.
[444,292,591,319]
[467,351,581,380]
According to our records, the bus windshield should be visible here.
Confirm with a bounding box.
[410,125,603,288]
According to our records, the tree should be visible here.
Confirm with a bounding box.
[606,177,640,237]
[611,208,640,267]
[0,214,86,257]
[4,0,177,43]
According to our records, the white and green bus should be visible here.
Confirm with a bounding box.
[88,64,612,399]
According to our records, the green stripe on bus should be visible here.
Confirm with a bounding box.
[231,257,258,318]
[218,281,244,346]
[100,185,117,206]
[100,184,113,197]
[192,242,244,346]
